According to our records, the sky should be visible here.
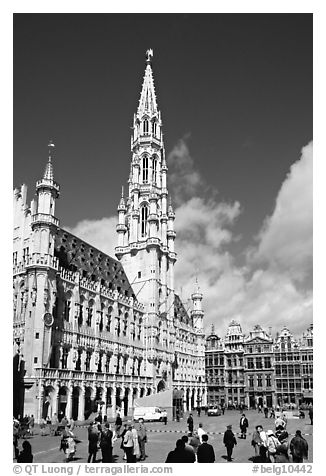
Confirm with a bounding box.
[13,13,313,338]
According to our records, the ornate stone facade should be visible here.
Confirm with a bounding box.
[13,52,206,422]
[205,323,313,409]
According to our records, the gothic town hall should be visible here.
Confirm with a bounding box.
[13,51,206,422]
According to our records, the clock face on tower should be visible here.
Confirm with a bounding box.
[43,312,54,327]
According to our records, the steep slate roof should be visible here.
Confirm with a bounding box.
[54,227,136,299]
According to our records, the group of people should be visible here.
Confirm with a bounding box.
[251,416,309,463]
[85,414,148,464]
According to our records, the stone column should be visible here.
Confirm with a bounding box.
[65,386,73,419]
[111,387,117,418]
[52,385,59,417]
[37,383,45,424]
[78,387,85,421]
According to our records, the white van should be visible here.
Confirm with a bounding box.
[133,406,163,422]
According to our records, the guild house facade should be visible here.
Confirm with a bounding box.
[13,50,206,422]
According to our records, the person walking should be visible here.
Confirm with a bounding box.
[28,415,35,436]
[197,423,206,443]
[266,429,280,462]
[308,406,313,425]
[181,435,196,462]
[221,403,225,415]
[40,418,47,437]
[123,424,135,463]
[100,422,113,463]
[137,418,147,461]
[17,441,33,463]
[161,410,167,425]
[275,415,286,432]
[223,425,237,462]
[258,405,263,413]
[61,424,76,462]
[51,413,58,436]
[187,413,194,435]
[197,406,201,417]
[263,406,269,418]
[197,434,215,463]
[131,424,140,462]
[251,425,265,459]
[165,439,195,463]
[290,430,308,463]
[239,413,249,439]
[115,412,122,436]
[120,423,128,461]
[87,421,100,463]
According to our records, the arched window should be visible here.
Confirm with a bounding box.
[141,205,148,237]
[143,119,149,135]
[142,156,149,183]
[152,157,157,185]
[152,121,157,137]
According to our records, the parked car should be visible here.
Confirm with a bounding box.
[207,406,221,416]
[133,406,163,422]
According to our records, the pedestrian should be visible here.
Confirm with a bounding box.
[100,422,113,463]
[239,413,249,439]
[28,415,35,436]
[258,405,262,413]
[13,418,20,460]
[270,408,275,419]
[221,403,225,415]
[162,410,167,425]
[181,435,196,462]
[61,415,68,428]
[115,412,122,436]
[60,424,76,462]
[197,406,201,417]
[263,406,269,418]
[189,430,201,455]
[122,423,134,463]
[187,413,194,435]
[51,413,58,436]
[137,418,147,461]
[223,424,237,462]
[131,423,140,462]
[275,415,286,432]
[165,439,195,463]
[197,434,215,463]
[251,425,264,459]
[308,407,313,425]
[266,429,280,462]
[87,421,100,463]
[69,417,75,431]
[197,423,206,443]
[204,405,208,416]
[40,418,46,436]
[17,440,33,463]
[290,430,308,463]
[120,423,128,461]
[176,408,180,422]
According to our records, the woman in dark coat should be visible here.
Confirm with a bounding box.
[223,425,237,461]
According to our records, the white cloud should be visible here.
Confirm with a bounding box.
[250,142,313,282]
[171,140,313,338]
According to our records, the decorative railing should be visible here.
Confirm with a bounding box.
[31,213,59,227]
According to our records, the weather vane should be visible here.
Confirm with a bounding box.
[146,48,153,62]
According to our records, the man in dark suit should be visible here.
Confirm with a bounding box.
[223,425,237,461]
[197,434,215,463]
[239,413,249,439]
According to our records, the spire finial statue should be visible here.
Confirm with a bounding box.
[146,48,153,63]
[48,139,55,162]
[121,185,124,198]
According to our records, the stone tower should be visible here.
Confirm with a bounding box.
[115,50,176,369]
